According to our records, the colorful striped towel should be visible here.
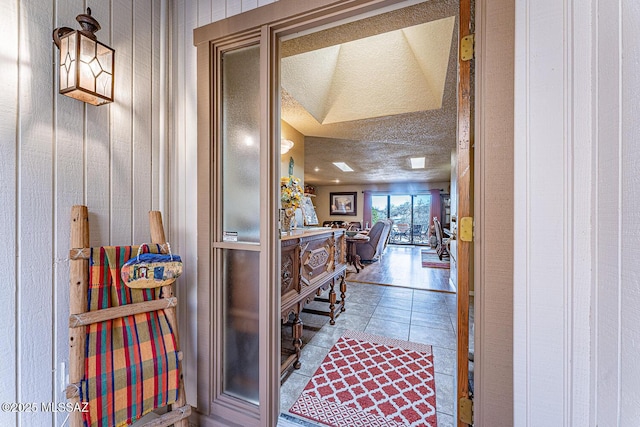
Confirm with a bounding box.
[81,245,180,427]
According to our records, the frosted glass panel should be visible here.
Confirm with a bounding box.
[222,249,260,404]
[221,45,261,243]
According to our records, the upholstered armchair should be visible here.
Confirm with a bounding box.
[355,219,392,263]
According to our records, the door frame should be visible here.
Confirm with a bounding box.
[194,0,474,425]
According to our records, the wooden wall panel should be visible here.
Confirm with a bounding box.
[515,0,640,424]
[568,2,594,422]
[514,0,569,423]
[183,0,201,407]
[243,0,259,12]
[152,0,162,213]
[227,0,243,17]
[212,0,227,22]
[620,2,640,422]
[53,2,86,425]
[173,0,204,407]
[595,1,621,425]
[111,0,134,244]
[1,0,166,423]
[603,1,640,424]
[199,0,212,26]
[86,0,112,247]
[133,0,153,243]
[18,0,55,424]
[591,0,640,423]
[0,0,18,425]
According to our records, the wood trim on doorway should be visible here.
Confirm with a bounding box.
[456,0,473,426]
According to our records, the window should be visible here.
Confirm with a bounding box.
[370,194,431,245]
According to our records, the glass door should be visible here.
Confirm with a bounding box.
[220,44,261,404]
[196,31,280,426]
[389,195,412,243]
[412,194,430,244]
[374,194,431,245]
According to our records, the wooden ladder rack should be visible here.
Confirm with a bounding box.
[68,205,190,427]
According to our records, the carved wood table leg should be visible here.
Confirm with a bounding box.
[293,308,303,369]
[354,254,364,272]
[328,282,337,325]
[339,276,347,312]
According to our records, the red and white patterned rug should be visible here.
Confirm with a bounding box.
[289,330,437,427]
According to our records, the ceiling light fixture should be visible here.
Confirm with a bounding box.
[333,162,354,172]
[410,157,426,169]
[281,138,294,154]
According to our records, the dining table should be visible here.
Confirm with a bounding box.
[345,235,370,273]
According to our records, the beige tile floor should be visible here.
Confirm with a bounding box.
[279,282,458,427]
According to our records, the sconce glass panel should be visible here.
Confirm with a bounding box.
[58,31,114,105]
[95,44,113,98]
[59,33,77,91]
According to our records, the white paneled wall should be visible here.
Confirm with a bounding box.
[596,1,640,425]
[514,0,640,425]
[0,1,165,425]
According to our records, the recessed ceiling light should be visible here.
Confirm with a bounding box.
[314,167,320,172]
[410,157,425,169]
[333,162,354,172]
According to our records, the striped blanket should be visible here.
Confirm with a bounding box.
[81,245,180,427]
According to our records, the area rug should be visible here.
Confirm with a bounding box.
[289,330,437,427]
[421,250,449,269]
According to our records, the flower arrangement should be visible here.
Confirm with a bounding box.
[280,175,304,213]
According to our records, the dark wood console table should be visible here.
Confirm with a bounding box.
[280,228,346,373]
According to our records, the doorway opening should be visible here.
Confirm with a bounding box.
[193,0,474,425]
[277,1,470,425]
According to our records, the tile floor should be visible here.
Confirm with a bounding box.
[279,282,458,427]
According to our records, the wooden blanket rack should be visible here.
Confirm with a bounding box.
[67,205,190,427]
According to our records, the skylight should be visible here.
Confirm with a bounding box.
[333,162,354,172]
[410,157,426,169]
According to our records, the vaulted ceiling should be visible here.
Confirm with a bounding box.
[280,0,459,186]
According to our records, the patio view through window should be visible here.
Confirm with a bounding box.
[371,194,431,245]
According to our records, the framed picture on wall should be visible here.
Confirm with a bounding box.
[329,192,357,216]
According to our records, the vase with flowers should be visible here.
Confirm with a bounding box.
[280,175,304,232]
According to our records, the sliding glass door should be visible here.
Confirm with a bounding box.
[372,194,430,245]
[390,195,411,243]
[412,195,430,244]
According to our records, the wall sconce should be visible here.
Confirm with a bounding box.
[281,138,294,154]
[52,8,114,106]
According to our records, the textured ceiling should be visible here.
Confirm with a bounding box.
[281,0,459,186]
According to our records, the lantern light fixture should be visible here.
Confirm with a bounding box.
[53,8,114,106]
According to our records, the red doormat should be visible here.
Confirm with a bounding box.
[289,330,437,427]
[421,250,450,269]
